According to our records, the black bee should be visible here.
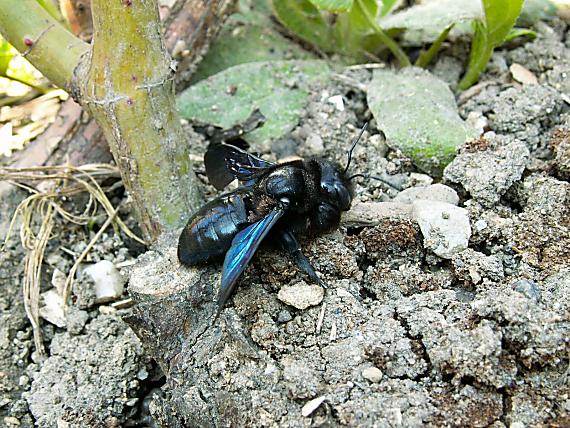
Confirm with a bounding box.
[178,123,368,314]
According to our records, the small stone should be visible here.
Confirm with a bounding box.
[83,260,126,303]
[474,219,488,232]
[394,183,460,205]
[30,351,46,364]
[304,134,324,155]
[66,308,89,335]
[327,95,344,111]
[301,396,326,417]
[99,305,117,315]
[18,376,29,387]
[342,202,413,227]
[510,422,525,428]
[137,368,149,380]
[408,173,433,187]
[51,268,66,294]
[510,63,538,85]
[512,279,541,302]
[412,200,471,259]
[465,111,489,135]
[361,367,383,383]
[277,309,293,323]
[369,132,389,158]
[3,417,20,426]
[278,282,324,310]
[39,289,66,328]
[453,249,504,286]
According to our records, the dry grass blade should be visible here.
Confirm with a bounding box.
[1,163,144,355]
[22,200,54,357]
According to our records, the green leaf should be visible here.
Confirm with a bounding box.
[459,0,524,90]
[272,0,334,52]
[379,0,481,45]
[177,60,331,144]
[191,0,316,82]
[380,0,398,17]
[415,23,454,68]
[333,0,378,56]
[458,20,492,90]
[503,27,537,43]
[483,0,524,46]
[191,23,315,83]
[0,37,14,76]
[367,67,478,176]
[308,0,353,13]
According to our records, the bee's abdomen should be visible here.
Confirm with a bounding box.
[178,192,249,265]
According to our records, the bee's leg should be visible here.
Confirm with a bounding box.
[278,230,327,289]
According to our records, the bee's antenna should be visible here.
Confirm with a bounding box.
[347,173,367,181]
[344,122,369,174]
[348,173,403,191]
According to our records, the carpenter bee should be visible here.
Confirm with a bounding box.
[178,122,368,315]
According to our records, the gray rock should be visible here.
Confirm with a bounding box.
[282,353,323,399]
[444,134,530,207]
[65,308,89,335]
[277,309,292,323]
[277,282,324,310]
[342,202,413,227]
[407,173,434,188]
[394,183,459,205]
[452,249,504,287]
[412,200,471,259]
[488,86,565,153]
[304,133,324,155]
[512,279,541,302]
[38,289,66,328]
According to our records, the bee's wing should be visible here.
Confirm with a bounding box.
[205,142,274,190]
[216,205,285,312]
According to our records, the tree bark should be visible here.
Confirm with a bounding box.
[163,0,237,88]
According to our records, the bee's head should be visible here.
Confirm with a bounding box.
[315,122,369,212]
[318,161,353,211]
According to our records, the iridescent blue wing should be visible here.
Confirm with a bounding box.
[205,142,274,190]
[217,206,285,311]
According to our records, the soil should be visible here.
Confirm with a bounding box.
[1,15,569,428]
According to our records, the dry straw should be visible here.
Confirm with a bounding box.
[1,164,143,356]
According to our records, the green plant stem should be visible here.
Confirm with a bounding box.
[356,0,410,67]
[0,0,88,90]
[458,21,492,90]
[458,46,492,89]
[77,0,202,241]
[415,24,454,68]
